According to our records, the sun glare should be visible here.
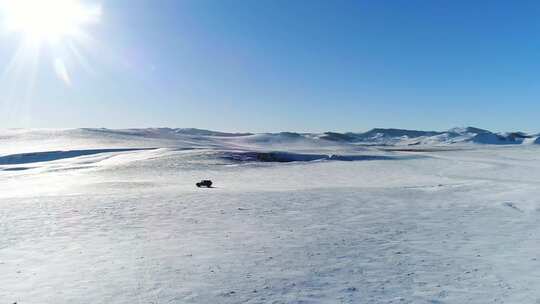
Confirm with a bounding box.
[2,0,101,44]
[0,0,102,86]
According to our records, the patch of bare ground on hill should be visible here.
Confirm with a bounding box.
[380,147,470,152]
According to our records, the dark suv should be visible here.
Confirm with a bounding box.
[196,180,213,188]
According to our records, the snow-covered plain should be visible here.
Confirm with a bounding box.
[2,128,540,303]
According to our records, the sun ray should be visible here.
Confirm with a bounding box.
[0,40,40,125]
[67,41,96,76]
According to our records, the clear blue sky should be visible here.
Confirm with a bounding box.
[1,0,539,132]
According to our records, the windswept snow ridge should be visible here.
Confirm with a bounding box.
[0,148,155,165]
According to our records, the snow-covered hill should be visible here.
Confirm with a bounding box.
[2,127,540,303]
[1,127,538,156]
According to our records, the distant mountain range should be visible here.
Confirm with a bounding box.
[313,127,539,146]
[147,126,538,146]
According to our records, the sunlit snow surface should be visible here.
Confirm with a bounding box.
[2,129,540,303]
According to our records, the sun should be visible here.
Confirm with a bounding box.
[1,0,101,44]
[0,0,102,86]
